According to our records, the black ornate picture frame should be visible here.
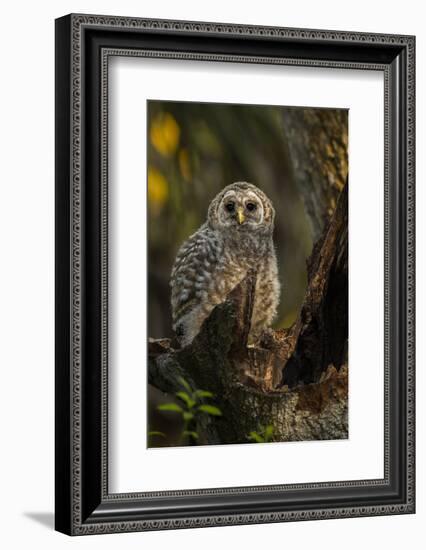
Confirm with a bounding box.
[55,14,415,535]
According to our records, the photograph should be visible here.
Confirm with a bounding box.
[0,0,420,545]
[147,100,349,448]
[52,11,415,537]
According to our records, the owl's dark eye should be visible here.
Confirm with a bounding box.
[246,202,257,212]
[225,202,235,212]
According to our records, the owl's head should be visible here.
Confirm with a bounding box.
[207,182,275,233]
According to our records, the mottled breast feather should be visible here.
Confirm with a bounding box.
[170,223,221,325]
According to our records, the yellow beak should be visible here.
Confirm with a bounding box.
[236,207,245,225]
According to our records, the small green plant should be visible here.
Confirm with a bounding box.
[247,424,274,443]
[156,377,222,444]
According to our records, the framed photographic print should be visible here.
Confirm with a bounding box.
[55,14,415,535]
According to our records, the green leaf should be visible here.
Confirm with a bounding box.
[183,411,194,421]
[264,425,274,441]
[178,376,193,394]
[198,404,222,416]
[183,430,199,440]
[157,403,183,413]
[148,431,166,438]
[176,391,196,409]
[248,432,264,443]
[193,390,214,399]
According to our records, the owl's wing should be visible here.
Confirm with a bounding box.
[170,224,219,326]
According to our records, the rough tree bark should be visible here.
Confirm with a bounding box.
[148,109,349,444]
[284,108,348,241]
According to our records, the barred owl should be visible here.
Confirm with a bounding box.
[170,182,280,347]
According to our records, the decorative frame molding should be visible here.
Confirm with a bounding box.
[55,14,415,535]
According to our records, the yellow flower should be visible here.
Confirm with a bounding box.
[178,148,192,181]
[150,113,180,157]
[148,167,169,214]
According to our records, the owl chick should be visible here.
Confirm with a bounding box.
[170,182,280,347]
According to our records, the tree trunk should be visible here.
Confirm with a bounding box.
[284,108,348,241]
[148,109,349,444]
